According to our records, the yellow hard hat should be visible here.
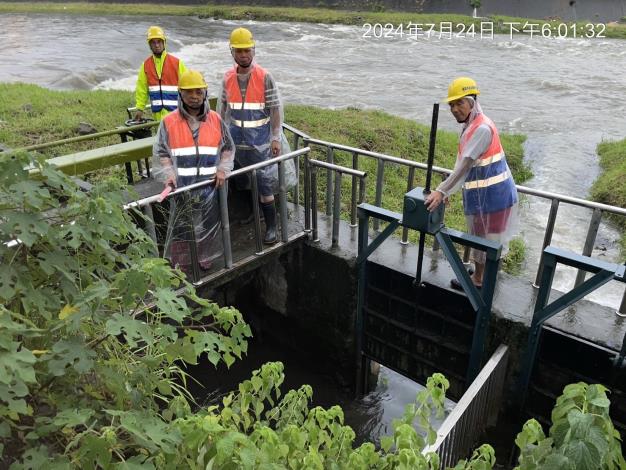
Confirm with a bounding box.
[147,26,166,42]
[178,70,208,90]
[446,77,480,103]
[229,27,255,49]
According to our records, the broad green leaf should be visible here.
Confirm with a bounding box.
[47,338,95,376]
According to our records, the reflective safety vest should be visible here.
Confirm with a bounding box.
[163,110,222,188]
[224,64,270,147]
[144,54,180,113]
[459,114,518,216]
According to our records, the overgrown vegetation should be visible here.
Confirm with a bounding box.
[1,152,623,468]
[1,83,531,272]
[592,138,626,253]
[514,383,625,469]
[1,2,626,39]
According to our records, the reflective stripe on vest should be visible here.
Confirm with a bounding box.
[224,64,270,147]
[459,114,518,215]
[145,54,180,113]
[163,110,222,187]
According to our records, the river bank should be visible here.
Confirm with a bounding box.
[2,1,626,39]
[0,82,529,270]
[593,138,626,253]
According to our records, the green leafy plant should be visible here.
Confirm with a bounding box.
[514,383,626,470]
[0,152,252,467]
[3,151,622,469]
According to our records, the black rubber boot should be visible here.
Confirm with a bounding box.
[261,201,277,245]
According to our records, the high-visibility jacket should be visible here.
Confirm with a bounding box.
[223,64,270,147]
[460,114,518,216]
[163,110,223,188]
[145,54,180,113]
[135,52,186,121]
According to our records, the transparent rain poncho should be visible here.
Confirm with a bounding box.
[435,99,519,264]
[152,94,235,274]
[217,60,286,197]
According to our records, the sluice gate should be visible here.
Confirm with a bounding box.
[22,118,626,461]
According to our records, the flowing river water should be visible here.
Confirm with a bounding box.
[1,12,625,442]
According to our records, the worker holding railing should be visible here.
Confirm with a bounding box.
[152,70,235,275]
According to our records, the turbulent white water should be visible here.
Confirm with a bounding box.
[1,12,624,309]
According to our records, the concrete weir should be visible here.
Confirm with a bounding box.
[199,206,626,435]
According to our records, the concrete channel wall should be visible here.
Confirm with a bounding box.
[199,210,626,439]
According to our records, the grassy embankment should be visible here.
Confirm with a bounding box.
[592,139,626,254]
[0,82,531,272]
[1,2,626,39]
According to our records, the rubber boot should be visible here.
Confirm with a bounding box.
[261,201,277,245]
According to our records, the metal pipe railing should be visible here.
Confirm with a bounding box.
[278,161,289,243]
[219,183,233,269]
[325,147,334,216]
[123,147,311,280]
[534,199,560,286]
[250,169,264,255]
[423,345,509,464]
[311,166,319,242]
[574,207,603,287]
[350,151,359,227]
[16,121,159,152]
[373,159,385,232]
[307,159,367,248]
[303,136,626,314]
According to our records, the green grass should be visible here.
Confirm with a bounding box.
[1,2,626,39]
[0,83,531,272]
[592,138,626,253]
[285,104,531,271]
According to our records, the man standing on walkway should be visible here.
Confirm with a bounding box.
[153,70,234,275]
[134,25,187,122]
[218,27,283,245]
[425,77,518,290]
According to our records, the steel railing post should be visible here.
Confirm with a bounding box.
[278,161,289,243]
[218,183,233,268]
[251,169,264,255]
[311,166,319,242]
[574,207,602,287]
[332,171,342,247]
[350,151,359,227]
[326,147,334,216]
[534,199,560,287]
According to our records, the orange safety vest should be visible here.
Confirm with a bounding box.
[144,54,180,113]
[223,64,270,147]
[458,114,517,215]
[163,110,223,188]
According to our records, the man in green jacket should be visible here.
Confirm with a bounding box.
[134,26,187,122]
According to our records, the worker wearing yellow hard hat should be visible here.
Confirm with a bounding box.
[426,77,519,290]
[153,69,235,277]
[134,25,187,122]
[217,27,286,245]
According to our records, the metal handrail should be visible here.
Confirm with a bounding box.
[304,137,626,217]
[302,136,626,314]
[125,147,311,283]
[423,344,509,466]
[307,159,367,246]
[14,121,159,153]
[123,148,310,210]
